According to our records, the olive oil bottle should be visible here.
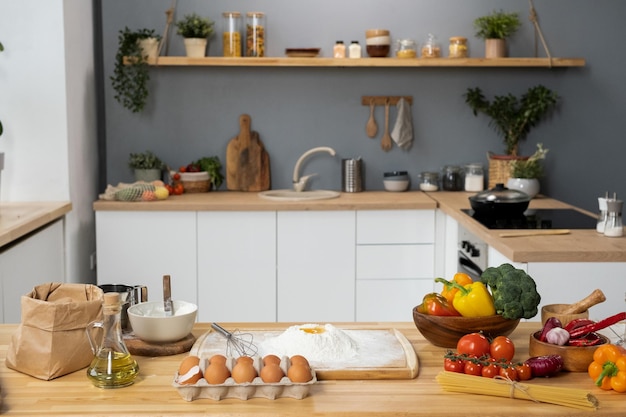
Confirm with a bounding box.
[86,292,139,388]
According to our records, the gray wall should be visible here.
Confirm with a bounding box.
[100,0,625,212]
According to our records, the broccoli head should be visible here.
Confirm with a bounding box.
[480,263,541,320]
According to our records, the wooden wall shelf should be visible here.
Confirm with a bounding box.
[131,56,585,68]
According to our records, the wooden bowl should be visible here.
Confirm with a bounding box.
[528,331,609,372]
[412,307,520,348]
[541,304,589,327]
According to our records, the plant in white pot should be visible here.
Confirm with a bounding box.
[464,84,559,188]
[128,150,165,182]
[176,13,215,58]
[474,10,521,58]
[507,143,548,198]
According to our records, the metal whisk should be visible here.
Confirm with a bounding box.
[211,323,258,357]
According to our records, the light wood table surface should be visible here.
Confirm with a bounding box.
[1,322,623,416]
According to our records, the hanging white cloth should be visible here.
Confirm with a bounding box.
[390,98,414,150]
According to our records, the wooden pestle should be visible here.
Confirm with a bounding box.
[560,289,606,315]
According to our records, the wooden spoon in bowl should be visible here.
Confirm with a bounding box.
[366,100,378,138]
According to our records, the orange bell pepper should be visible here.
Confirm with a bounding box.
[438,272,473,305]
[588,344,626,393]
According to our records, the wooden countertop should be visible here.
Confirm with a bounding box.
[0,322,621,416]
[93,191,437,211]
[0,202,72,248]
[431,191,626,263]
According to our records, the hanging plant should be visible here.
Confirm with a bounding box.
[111,27,161,113]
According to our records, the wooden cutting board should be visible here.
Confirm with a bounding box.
[190,326,419,380]
[226,114,270,191]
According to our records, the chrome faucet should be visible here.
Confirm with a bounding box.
[292,146,336,192]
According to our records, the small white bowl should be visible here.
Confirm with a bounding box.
[128,300,197,343]
[384,179,410,192]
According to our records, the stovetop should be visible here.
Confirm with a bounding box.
[461,208,597,230]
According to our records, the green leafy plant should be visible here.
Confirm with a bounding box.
[474,10,521,40]
[510,143,548,179]
[464,85,559,156]
[176,13,215,39]
[194,156,223,189]
[111,27,161,113]
[128,150,165,170]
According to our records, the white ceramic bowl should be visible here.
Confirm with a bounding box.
[383,179,410,192]
[127,300,197,343]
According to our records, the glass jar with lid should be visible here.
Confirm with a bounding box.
[464,163,484,192]
[395,39,417,58]
[419,172,439,191]
[245,12,266,57]
[421,33,441,58]
[442,165,463,191]
[448,36,468,58]
[222,12,242,57]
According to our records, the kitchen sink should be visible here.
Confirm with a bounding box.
[257,189,340,201]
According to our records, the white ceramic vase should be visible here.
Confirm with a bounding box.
[507,178,540,199]
[184,38,208,58]
[134,168,161,183]
[138,37,160,60]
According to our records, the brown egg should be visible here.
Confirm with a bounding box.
[209,354,227,365]
[232,361,257,383]
[236,355,254,364]
[204,362,231,384]
[287,363,312,383]
[263,354,281,366]
[260,363,285,383]
[177,355,202,385]
[290,355,310,367]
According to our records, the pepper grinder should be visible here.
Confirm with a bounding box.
[597,193,608,233]
[604,197,623,237]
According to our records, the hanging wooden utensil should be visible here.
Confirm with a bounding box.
[366,99,378,138]
[381,99,392,151]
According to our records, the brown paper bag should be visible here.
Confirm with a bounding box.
[5,282,104,380]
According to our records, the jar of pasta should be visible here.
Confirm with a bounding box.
[395,39,417,58]
[246,12,266,57]
[222,12,241,57]
[448,36,468,58]
[421,33,441,58]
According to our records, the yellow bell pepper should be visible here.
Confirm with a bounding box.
[436,278,495,317]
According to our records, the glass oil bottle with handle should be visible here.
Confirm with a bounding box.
[86,292,139,388]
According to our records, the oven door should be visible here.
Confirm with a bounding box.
[458,250,484,281]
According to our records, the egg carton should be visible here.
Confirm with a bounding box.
[172,355,317,401]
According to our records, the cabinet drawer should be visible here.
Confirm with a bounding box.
[357,210,434,244]
[356,244,434,279]
[356,279,434,321]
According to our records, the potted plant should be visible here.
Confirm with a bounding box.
[507,143,548,198]
[176,13,215,58]
[474,10,521,58]
[128,150,165,182]
[464,84,558,188]
[111,28,161,113]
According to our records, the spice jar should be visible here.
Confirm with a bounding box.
[419,172,439,191]
[222,12,242,57]
[442,165,463,191]
[348,41,361,58]
[395,39,417,58]
[464,164,484,192]
[421,33,441,58]
[333,41,346,58]
[245,12,265,57]
[604,198,624,237]
[448,36,468,58]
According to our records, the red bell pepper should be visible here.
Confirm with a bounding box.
[417,293,461,316]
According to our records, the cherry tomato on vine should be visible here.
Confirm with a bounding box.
[457,333,491,357]
[464,360,484,376]
[482,363,500,378]
[490,336,515,362]
[515,363,532,381]
[444,358,465,373]
[499,366,518,381]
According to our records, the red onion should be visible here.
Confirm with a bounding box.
[525,355,564,377]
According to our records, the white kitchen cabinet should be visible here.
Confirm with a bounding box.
[95,211,197,306]
[197,211,276,322]
[355,210,436,321]
[277,211,356,322]
[1,219,65,323]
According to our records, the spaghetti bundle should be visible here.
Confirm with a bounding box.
[436,371,599,410]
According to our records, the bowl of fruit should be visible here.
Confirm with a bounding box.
[413,264,541,348]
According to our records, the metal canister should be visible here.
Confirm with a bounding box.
[342,158,363,193]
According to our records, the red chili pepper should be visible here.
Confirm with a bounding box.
[564,318,595,334]
[568,312,626,339]
[567,332,604,346]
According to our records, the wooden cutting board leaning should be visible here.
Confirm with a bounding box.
[226,114,270,191]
